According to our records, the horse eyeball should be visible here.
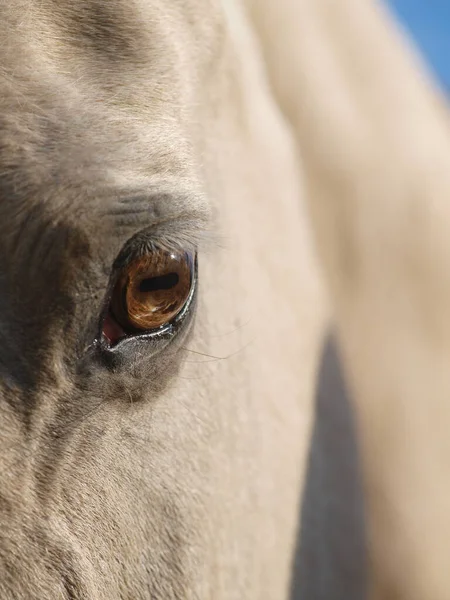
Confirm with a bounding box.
[108,250,195,336]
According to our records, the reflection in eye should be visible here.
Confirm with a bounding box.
[103,250,195,344]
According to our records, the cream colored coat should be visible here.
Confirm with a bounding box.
[0,1,448,599]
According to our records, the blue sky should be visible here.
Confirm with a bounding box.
[386,0,450,90]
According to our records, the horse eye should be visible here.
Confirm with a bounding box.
[102,250,196,344]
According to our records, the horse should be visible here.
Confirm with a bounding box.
[0,1,449,598]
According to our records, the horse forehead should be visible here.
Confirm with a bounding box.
[0,1,221,240]
[0,0,225,80]
[0,0,225,132]
[0,3,197,148]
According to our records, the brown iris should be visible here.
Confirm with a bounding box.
[109,250,194,335]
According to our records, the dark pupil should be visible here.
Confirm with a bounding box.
[139,272,180,292]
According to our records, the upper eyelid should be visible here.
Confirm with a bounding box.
[106,182,211,237]
[111,218,204,270]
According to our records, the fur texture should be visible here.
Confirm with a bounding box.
[0,2,324,598]
[0,1,448,599]
[245,1,450,598]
